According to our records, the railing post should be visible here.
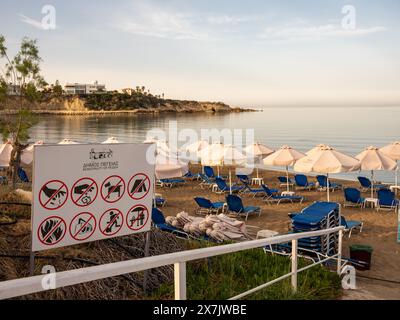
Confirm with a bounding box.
[337,229,343,275]
[174,262,187,300]
[291,239,298,293]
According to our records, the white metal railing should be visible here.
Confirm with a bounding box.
[0,227,344,300]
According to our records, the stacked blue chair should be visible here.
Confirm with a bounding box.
[288,202,341,256]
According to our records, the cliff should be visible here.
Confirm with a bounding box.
[0,93,250,115]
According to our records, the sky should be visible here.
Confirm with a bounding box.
[1,0,399,107]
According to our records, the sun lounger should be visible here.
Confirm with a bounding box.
[226,194,261,221]
[152,208,189,238]
[358,176,387,193]
[194,197,226,215]
[343,188,365,208]
[240,181,268,198]
[18,168,29,183]
[184,171,201,181]
[237,174,250,184]
[294,174,316,190]
[262,185,304,205]
[159,178,186,188]
[378,189,399,211]
[341,216,363,238]
[317,175,342,191]
[155,194,166,207]
[278,176,294,187]
[215,177,245,194]
[198,173,215,189]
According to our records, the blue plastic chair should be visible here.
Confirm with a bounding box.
[341,216,363,238]
[294,174,316,190]
[226,194,261,221]
[358,176,387,192]
[378,189,399,211]
[317,175,342,191]
[152,208,189,238]
[344,188,365,208]
[262,185,304,205]
[18,168,29,183]
[215,177,245,194]
[194,197,225,215]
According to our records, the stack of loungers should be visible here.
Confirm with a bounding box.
[290,202,340,256]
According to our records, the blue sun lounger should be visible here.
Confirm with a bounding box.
[294,174,316,190]
[343,188,365,208]
[215,177,245,194]
[152,208,189,239]
[159,178,186,188]
[226,195,261,221]
[341,216,363,238]
[194,197,226,215]
[18,168,29,183]
[358,176,387,193]
[378,189,400,211]
[317,175,342,191]
[262,185,304,205]
[278,176,294,187]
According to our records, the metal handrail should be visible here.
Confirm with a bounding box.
[0,226,344,300]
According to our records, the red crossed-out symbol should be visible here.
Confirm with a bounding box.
[128,173,151,200]
[126,205,149,231]
[39,180,68,210]
[69,212,96,241]
[99,209,123,236]
[37,216,67,246]
[71,177,98,207]
[101,175,125,203]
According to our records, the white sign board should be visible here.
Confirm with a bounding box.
[31,143,154,252]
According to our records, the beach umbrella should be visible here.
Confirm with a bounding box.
[380,142,400,186]
[102,137,120,144]
[222,145,247,194]
[306,144,328,157]
[155,155,189,179]
[200,142,225,176]
[263,145,306,192]
[183,140,210,162]
[244,143,275,178]
[0,141,13,167]
[295,146,360,201]
[356,146,397,198]
[21,141,44,165]
[58,139,79,145]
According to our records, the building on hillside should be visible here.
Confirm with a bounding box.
[64,81,106,94]
[121,88,135,95]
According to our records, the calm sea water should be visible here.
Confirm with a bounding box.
[28,106,400,183]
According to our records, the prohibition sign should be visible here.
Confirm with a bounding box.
[39,180,68,210]
[101,175,125,203]
[128,173,151,200]
[99,209,123,236]
[69,212,96,241]
[71,177,98,207]
[37,216,67,246]
[126,205,149,231]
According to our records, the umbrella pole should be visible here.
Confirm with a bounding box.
[229,170,232,195]
[396,161,399,187]
[327,173,330,202]
[257,167,259,179]
[371,170,374,199]
[286,166,290,192]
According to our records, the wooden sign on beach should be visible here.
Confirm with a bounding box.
[31,143,154,252]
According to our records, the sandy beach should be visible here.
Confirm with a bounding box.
[157,165,400,300]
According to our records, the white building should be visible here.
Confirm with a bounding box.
[64,81,106,94]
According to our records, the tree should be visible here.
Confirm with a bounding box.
[52,79,63,96]
[0,35,45,187]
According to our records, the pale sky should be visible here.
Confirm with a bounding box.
[1,0,400,107]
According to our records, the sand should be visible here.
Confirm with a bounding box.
[158,165,400,300]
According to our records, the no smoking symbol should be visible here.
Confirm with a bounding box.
[126,205,149,231]
[37,216,66,246]
[71,178,98,207]
[39,180,68,210]
[101,175,125,203]
[128,173,150,200]
[69,212,96,241]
